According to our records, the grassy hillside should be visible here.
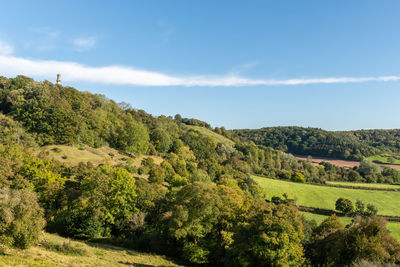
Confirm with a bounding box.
[188,125,235,147]
[0,232,181,267]
[254,176,400,216]
[38,145,163,167]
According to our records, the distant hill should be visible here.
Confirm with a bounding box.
[232,126,400,161]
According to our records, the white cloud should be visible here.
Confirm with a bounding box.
[72,37,96,52]
[0,54,399,87]
[0,41,14,55]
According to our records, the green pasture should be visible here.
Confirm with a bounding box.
[253,176,400,216]
[368,154,400,165]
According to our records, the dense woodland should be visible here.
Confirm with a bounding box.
[0,75,400,266]
[233,126,400,160]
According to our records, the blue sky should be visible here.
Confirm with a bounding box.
[1,1,400,130]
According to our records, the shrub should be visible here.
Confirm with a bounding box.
[292,172,305,183]
[0,187,46,249]
[335,198,354,215]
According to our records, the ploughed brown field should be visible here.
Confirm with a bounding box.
[295,155,400,171]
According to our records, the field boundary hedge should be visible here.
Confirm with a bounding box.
[298,205,400,222]
[320,182,400,192]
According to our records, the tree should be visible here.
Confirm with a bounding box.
[150,128,172,153]
[312,214,344,241]
[148,165,165,184]
[229,201,305,266]
[309,217,400,266]
[292,172,305,183]
[114,118,149,154]
[164,182,247,265]
[354,200,378,217]
[358,159,380,176]
[0,187,46,249]
[60,165,138,238]
[335,198,354,215]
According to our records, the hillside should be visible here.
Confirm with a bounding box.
[1,75,400,266]
[0,232,181,266]
[187,125,235,147]
[37,145,163,167]
[233,126,400,161]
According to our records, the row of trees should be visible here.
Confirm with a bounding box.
[233,126,400,160]
[335,198,378,217]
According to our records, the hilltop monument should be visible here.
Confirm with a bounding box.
[56,74,61,85]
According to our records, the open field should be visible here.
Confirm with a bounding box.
[188,125,235,147]
[300,211,351,225]
[37,145,163,167]
[0,232,181,267]
[326,181,400,189]
[295,155,400,170]
[301,211,400,241]
[368,154,400,165]
[253,176,400,216]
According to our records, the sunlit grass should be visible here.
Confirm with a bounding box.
[0,232,181,267]
[254,175,400,216]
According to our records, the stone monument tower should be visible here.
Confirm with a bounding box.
[56,74,61,85]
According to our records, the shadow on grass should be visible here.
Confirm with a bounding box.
[79,238,183,266]
[85,240,140,255]
[117,261,157,266]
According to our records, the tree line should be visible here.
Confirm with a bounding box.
[232,126,400,160]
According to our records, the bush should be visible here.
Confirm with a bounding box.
[0,187,46,249]
[292,172,305,183]
[58,209,105,239]
[148,166,165,184]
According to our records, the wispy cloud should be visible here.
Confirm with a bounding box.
[0,54,399,87]
[72,36,96,52]
[30,27,60,38]
[0,41,14,55]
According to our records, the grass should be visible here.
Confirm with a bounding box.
[253,175,400,216]
[326,181,400,189]
[0,232,182,267]
[37,145,163,168]
[188,125,235,147]
[368,154,400,165]
[301,211,400,241]
[300,211,352,225]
